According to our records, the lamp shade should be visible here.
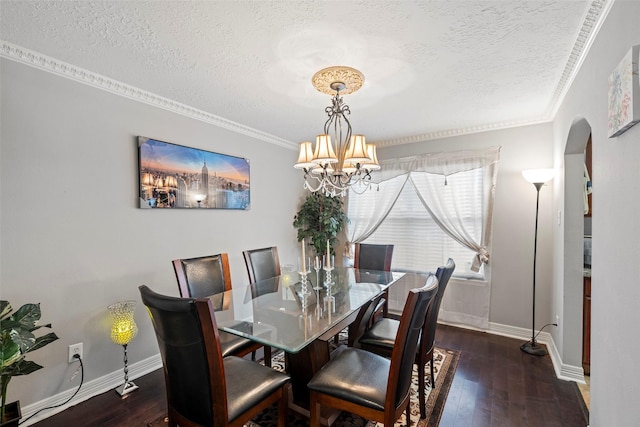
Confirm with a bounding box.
[341,161,358,174]
[313,134,338,164]
[344,135,370,163]
[522,168,555,184]
[108,301,138,346]
[363,144,381,171]
[294,141,316,169]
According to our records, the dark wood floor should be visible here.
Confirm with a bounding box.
[33,324,588,426]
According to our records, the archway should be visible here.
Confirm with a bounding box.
[562,117,591,377]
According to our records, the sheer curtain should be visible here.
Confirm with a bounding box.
[345,174,408,255]
[407,148,499,272]
[347,146,500,329]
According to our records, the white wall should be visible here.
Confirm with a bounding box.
[0,58,303,410]
[552,1,640,425]
[4,3,639,424]
[378,122,556,330]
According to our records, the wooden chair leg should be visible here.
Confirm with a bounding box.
[382,288,389,317]
[430,354,435,387]
[309,393,321,427]
[277,386,288,427]
[418,362,426,419]
[264,346,272,368]
[406,402,411,426]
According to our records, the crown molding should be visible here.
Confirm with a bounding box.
[372,117,552,147]
[373,0,612,148]
[2,0,612,152]
[546,0,613,118]
[0,41,298,151]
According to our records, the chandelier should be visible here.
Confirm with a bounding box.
[294,66,380,197]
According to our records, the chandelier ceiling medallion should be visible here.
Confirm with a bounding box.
[294,66,380,197]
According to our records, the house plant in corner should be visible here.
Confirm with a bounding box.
[293,191,349,257]
[0,300,58,426]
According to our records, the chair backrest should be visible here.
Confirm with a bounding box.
[172,253,232,298]
[387,274,439,407]
[421,258,456,354]
[139,285,228,426]
[354,243,394,271]
[243,247,281,284]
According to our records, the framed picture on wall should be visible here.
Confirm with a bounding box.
[138,136,250,209]
[608,45,640,138]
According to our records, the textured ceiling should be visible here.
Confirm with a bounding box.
[1,1,609,148]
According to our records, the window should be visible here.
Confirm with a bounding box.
[347,148,499,280]
[349,171,483,279]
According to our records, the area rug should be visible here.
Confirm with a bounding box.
[148,338,459,427]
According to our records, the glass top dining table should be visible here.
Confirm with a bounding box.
[208,267,405,354]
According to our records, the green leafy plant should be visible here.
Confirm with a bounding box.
[0,300,58,422]
[293,192,349,256]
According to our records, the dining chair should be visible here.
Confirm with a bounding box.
[242,247,281,366]
[172,253,271,367]
[242,246,281,284]
[359,258,455,418]
[307,274,438,427]
[354,243,394,271]
[354,243,394,320]
[139,285,290,427]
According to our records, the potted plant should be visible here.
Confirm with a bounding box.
[1,300,58,426]
[293,192,349,257]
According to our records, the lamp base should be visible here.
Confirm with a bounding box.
[115,381,139,396]
[520,340,548,356]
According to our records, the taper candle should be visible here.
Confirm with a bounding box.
[301,239,306,273]
[326,240,330,268]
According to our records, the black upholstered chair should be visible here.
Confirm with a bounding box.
[172,253,271,367]
[354,243,394,319]
[359,258,455,418]
[242,246,281,284]
[139,285,290,427]
[173,253,233,298]
[242,247,281,365]
[307,274,438,427]
[354,243,394,271]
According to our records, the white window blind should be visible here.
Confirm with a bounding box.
[349,168,485,279]
[347,147,500,280]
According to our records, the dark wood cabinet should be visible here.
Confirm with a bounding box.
[582,276,591,375]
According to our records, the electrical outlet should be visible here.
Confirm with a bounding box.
[68,343,83,363]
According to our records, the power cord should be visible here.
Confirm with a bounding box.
[533,322,558,341]
[19,353,84,425]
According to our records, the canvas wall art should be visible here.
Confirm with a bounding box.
[138,136,250,209]
[608,45,640,138]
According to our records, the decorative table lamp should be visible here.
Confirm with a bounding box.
[108,300,139,395]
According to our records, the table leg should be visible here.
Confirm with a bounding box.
[286,339,330,408]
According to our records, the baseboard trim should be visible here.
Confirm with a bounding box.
[19,354,162,426]
[20,320,586,425]
[440,320,586,384]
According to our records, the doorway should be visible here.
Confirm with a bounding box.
[563,117,592,410]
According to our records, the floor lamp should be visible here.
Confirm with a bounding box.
[520,168,555,356]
